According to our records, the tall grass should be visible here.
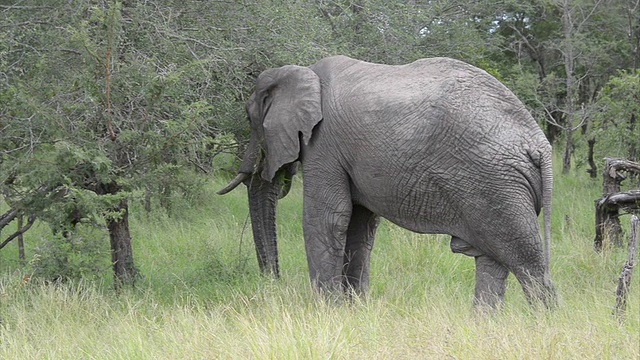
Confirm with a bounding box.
[1,160,638,359]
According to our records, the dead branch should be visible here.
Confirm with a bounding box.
[594,159,640,250]
[0,208,18,230]
[614,215,638,320]
[0,5,54,10]
[0,215,36,250]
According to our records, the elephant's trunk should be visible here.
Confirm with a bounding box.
[217,134,284,277]
[246,175,280,277]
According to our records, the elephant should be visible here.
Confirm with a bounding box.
[219,55,556,308]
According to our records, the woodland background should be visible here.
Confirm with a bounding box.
[0,2,639,358]
[1,0,639,279]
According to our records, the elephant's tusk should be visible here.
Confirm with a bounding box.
[217,173,250,195]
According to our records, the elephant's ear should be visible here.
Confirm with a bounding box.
[256,65,322,182]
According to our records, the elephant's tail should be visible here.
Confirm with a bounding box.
[540,149,553,277]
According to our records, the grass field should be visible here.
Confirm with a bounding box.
[1,160,638,359]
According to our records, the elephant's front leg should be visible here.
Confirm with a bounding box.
[343,205,379,295]
[302,173,352,294]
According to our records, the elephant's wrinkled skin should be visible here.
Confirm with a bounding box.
[219,55,556,308]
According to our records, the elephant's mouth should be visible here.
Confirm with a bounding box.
[273,163,297,199]
[218,162,297,199]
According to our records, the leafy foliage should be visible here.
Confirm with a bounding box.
[28,230,111,282]
[592,71,640,161]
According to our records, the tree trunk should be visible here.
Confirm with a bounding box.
[144,185,152,216]
[629,113,636,162]
[625,0,640,71]
[562,126,573,174]
[545,117,561,144]
[351,0,365,35]
[106,199,138,289]
[561,0,575,175]
[17,214,25,265]
[587,138,598,178]
[595,195,624,249]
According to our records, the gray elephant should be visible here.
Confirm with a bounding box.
[219,55,556,308]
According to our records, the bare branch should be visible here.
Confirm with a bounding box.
[0,208,18,230]
[143,21,244,52]
[570,115,588,131]
[506,23,538,58]
[0,215,36,250]
[188,159,209,174]
[0,5,53,10]
[316,1,337,33]
[0,21,53,28]
[542,106,568,131]
[576,0,603,33]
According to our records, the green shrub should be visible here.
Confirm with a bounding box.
[29,227,110,283]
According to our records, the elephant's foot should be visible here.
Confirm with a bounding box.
[473,254,509,310]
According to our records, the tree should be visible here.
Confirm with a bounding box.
[0,0,340,283]
[0,0,224,286]
[592,71,640,163]
[492,0,632,174]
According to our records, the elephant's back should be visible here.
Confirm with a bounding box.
[315,55,540,139]
[322,57,544,163]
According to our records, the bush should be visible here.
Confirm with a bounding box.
[29,228,110,283]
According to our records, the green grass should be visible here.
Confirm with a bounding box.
[1,160,639,359]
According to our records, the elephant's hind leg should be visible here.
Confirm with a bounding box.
[474,255,509,309]
[451,236,509,309]
[511,264,557,309]
[343,205,379,295]
[486,231,557,308]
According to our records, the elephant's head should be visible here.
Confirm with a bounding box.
[218,65,322,276]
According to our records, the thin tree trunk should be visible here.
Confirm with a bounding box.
[561,0,575,175]
[17,214,25,265]
[104,2,136,289]
[144,185,152,216]
[0,215,36,251]
[629,113,636,162]
[545,112,562,144]
[587,138,598,178]
[625,0,640,71]
[563,126,573,174]
[351,0,364,35]
[106,199,138,289]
